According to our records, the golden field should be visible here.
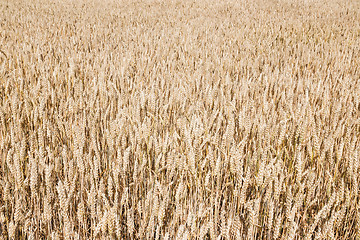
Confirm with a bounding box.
[0,0,360,239]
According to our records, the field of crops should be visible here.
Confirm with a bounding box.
[1,0,360,239]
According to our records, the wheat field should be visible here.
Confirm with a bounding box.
[0,0,360,239]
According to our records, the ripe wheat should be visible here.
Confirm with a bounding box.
[0,0,360,239]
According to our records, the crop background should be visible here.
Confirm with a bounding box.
[0,0,360,239]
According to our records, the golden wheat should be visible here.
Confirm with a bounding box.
[1,0,360,239]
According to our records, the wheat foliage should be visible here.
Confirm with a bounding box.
[0,0,360,239]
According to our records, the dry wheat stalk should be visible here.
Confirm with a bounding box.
[0,0,359,238]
